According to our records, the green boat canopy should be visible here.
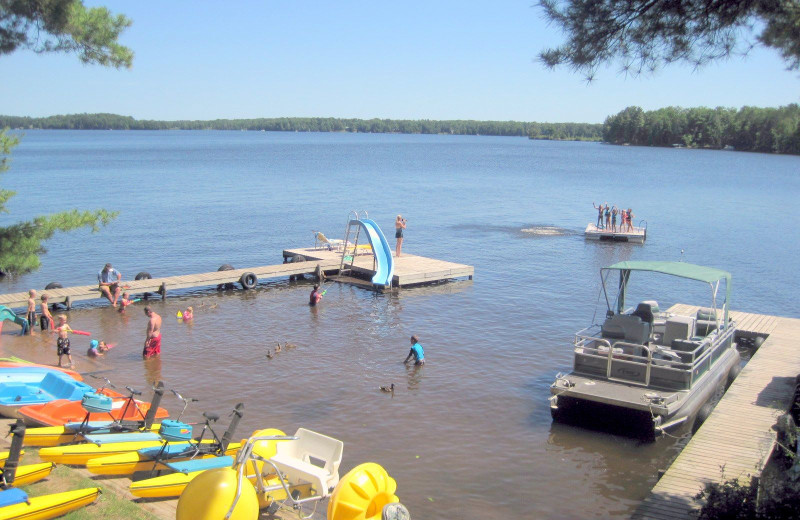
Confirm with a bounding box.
[602,261,731,325]
[604,261,730,284]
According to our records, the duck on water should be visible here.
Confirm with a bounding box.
[549,261,740,441]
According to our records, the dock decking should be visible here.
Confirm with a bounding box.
[282,247,474,288]
[584,223,646,243]
[0,247,473,310]
[631,305,800,520]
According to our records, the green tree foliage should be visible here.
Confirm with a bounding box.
[0,0,129,275]
[0,113,604,141]
[602,104,800,154]
[0,130,118,275]
[538,0,800,79]
[0,0,133,68]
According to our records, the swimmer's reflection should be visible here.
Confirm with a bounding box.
[405,363,424,389]
[143,355,162,387]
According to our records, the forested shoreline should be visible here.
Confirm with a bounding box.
[3,106,800,155]
[0,113,601,140]
[603,104,800,155]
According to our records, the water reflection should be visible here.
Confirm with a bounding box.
[143,355,162,386]
[405,363,424,390]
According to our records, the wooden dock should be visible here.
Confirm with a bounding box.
[282,247,474,288]
[0,247,473,310]
[631,305,800,520]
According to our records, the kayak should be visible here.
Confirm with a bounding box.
[0,487,101,520]
[0,450,24,465]
[3,461,56,486]
[39,437,232,466]
[0,361,82,381]
[23,422,163,448]
[87,442,241,476]
[19,388,169,427]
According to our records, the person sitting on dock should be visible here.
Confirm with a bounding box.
[593,203,605,229]
[98,263,122,307]
[309,285,323,306]
[403,335,425,366]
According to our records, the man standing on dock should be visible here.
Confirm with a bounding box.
[98,263,122,307]
[143,306,162,358]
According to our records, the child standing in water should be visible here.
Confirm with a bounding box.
[55,315,73,367]
[182,307,193,321]
[25,290,37,335]
[39,294,54,332]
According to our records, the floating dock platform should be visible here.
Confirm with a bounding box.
[631,305,800,520]
[584,223,646,243]
[0,247,473,310]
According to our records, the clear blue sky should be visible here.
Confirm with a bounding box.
[1,0,798,123]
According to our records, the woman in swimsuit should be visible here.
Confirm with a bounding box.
[611,206,618,232]
[604,204,611,229]
[395,215,407,257]
[626,208,634,232]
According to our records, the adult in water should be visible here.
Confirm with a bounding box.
[395,215,407,257]
[403,335,425,366]
[98,263,122,307]
[143,306,162,359]
[309,284,323,306]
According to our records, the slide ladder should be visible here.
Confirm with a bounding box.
[339,211,395,290]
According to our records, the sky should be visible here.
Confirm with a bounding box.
[1,1,798,124]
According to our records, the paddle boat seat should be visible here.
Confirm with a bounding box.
[166,455,233,474]
[0,488,28,507]
[84,431,162,444]
[269,427,343,497]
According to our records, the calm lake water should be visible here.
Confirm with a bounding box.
[1,130,799,519]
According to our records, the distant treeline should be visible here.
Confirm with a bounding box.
[603,105,800,155]
[0,113,602,140]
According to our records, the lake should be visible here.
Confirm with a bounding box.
[1,130,798,518]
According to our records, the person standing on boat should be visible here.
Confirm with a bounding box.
[404,335,425,366]
[143,306,162,359]
[395,215,407,257]
[593,203,604,229]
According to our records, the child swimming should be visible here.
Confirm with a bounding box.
[87,340,111,357]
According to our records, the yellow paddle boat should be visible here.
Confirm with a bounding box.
[0,487,101,520]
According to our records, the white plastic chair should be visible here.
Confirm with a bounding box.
[269,427,343,498]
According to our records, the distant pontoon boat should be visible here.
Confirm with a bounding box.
[549,261,740,440]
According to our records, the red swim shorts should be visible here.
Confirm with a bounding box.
[143,334,161,358]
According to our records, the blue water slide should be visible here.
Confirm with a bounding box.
[352,218,395,288]
[0,305,28,334]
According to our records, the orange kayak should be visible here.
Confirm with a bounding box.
[18,387,170,427]
[0,361,82,381]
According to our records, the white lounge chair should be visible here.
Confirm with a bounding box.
[313,231,343,252]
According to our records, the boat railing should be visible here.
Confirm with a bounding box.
[573,324,736,389]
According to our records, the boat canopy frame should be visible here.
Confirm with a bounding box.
[600,261,731,327]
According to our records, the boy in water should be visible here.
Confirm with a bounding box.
[39,294,54,332]
[55,315,74,367]
[403,335,425,366]
[25,290,36,335]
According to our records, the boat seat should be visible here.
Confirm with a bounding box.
[166,455,233,474]
[695,308,719,337]
[662,316,695,347]
[269,428,343,498]
[601,314,651,345]
[0,488,28,507]
[631,302,656,326]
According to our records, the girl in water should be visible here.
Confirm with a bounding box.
[395,215,407,257]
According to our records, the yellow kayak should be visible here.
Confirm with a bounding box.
[7,462,56,487]
[38,439,165,465]
[0,487,101,520]
[23,423,162,447]
[0,451,24,466]
[86,442,241,476]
